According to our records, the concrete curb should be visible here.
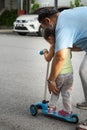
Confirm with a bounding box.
[0,29,13,34]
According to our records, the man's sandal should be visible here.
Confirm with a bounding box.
[76,119,87,130]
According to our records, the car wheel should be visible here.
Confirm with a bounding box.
[37,26,44,36]
[17,32,27,36]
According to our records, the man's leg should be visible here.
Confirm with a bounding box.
[77,53,87,109]
[79,53,87,101]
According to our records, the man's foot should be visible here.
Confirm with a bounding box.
[76,102,87,110]
[58,109,72,117]
[76,119,87,130]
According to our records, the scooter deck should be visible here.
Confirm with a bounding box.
[30,101,79,124]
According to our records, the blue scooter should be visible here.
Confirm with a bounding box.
[30,50,79,124]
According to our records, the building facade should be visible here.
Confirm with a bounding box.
[0,0,5,11]
[36,0,87,7]
[5,0,18,10]
[0,0,87,13]
[0,0,17,11]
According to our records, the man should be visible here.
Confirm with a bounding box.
[38,7,87,110]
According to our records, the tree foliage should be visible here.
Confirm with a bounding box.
[70,0,83,8]
[31,3,40,12]
[0,10,17,27]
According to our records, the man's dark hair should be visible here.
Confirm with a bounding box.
[38,7,58,23]
[43,28,55,40]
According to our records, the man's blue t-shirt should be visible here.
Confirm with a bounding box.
[55,7,87,52]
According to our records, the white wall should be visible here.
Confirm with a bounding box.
[36,0,87,7]
[82,0,87,5]
[35,0,53,7]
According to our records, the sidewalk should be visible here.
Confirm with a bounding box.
[0,29,13,34]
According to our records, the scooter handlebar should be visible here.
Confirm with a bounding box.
[39,49,48,55]
[39,50,44,55]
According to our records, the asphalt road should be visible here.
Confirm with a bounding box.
[0,33,87,130]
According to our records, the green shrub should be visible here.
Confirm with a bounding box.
[70,0,83,8]
[31,3,40,12]
[0,9,17,27]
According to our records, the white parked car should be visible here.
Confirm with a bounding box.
[13,14,43,36]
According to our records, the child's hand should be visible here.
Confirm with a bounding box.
[43,49,48,54]
[48,80,59,95]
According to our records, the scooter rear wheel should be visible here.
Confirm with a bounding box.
[30,104,38,116]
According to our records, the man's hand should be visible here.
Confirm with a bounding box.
[48,80,59,95]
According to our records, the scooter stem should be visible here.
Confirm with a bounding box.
[44,62,50,101]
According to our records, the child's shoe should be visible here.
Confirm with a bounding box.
[58,109,72,117]
[48,106,56,114]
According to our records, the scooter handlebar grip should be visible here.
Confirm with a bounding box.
[39,50,44,55]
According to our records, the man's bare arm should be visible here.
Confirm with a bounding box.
[49,48,69,81]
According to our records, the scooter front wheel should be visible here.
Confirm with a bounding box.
[30,104,38,116]
[71,115,79,124]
